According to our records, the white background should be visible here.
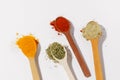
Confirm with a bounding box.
[0,0,120,80]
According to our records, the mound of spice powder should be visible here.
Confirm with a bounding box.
[46,42,65,62]
[16,35,38,58]
[50,16,70,32]
[81,21,102,40]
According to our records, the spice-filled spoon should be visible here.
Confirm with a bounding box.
[46,42,75,80]
[16,35,41,80]
[81,21,103,80]
[50,16,91,77]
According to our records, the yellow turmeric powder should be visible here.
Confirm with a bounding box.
[16,35,38,58]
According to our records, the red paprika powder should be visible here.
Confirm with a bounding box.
[50,16,70,32]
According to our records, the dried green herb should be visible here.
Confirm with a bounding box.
[46,42,65,61]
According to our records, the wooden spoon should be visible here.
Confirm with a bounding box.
[50,17,91,77]
[90,37,103,80]
[81,21,103,80]
[17,36,41,80]
[52,47,75,80]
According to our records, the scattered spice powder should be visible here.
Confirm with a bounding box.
[46,42,65,62]
[50,16,70,32]
[16,35,38,58]
[16,32,19,35]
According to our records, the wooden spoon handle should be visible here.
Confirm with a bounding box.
[62,62,75,80]
[28,58,41,80]
[64,31,91,77]
[91,39,103,80]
